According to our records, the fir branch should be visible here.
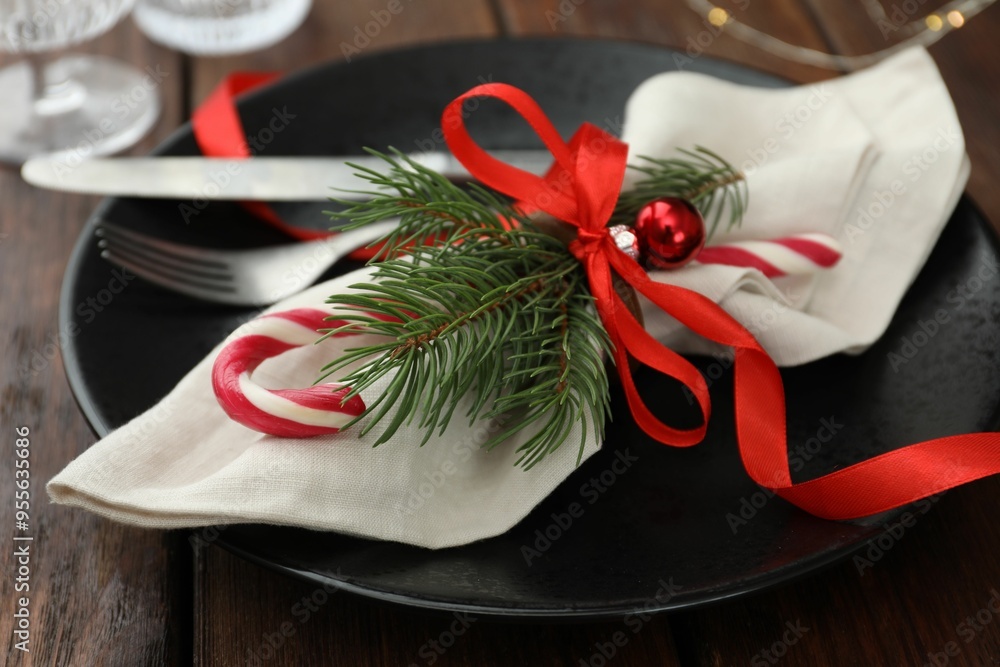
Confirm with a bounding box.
[611,146,748,238]
[317,146,747,469]
[326,148,521,262]
[320,150,611,468]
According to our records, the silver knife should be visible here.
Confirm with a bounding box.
[20,151,554,201]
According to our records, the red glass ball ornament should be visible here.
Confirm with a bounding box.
[634,197,706,270]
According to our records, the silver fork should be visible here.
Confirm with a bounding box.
[95,219,398,306]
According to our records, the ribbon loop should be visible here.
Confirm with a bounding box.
[442,84,629,230]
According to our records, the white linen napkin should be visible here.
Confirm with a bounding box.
[49,47,967,548]
[49,273,598,549]
[626,47,967,364]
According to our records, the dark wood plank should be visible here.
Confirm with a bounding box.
[674,481,1000,666]
[0,19,188,667]
[195,543,680,666]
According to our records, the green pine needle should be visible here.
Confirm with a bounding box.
[611,146,748,238]
[318,146,745,468]
[320,149,610,469]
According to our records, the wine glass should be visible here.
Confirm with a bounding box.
[0,0,160,165]
[133,0,312,56]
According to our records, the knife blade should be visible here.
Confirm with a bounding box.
[20,151,555,201]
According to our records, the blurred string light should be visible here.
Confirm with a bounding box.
[683,0,996,70]
[925,13,946,30]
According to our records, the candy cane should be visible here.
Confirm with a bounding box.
[696,233,843,278]
[212,308,365,437]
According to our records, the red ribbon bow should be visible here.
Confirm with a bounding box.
[441,82,1000,520]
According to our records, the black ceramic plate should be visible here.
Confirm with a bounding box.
[61,39,1000,619]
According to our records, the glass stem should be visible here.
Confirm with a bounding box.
[24,50,81,118]
[25,52,48,105]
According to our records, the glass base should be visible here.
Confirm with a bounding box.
[0,54,160,166]
[132,0,312,57]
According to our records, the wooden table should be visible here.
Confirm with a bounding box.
[4,1,1000,664]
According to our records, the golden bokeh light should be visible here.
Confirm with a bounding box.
[707,7,730,27]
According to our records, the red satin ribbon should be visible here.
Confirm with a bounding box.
[192,73,379,259]
[441,82,1000,520]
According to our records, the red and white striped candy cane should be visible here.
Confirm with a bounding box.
[696,232,843,278]
[212,308,365,437]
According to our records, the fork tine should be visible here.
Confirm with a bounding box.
[94,217,401,307]
[100,249,239,294]
[98,235,233,282]
[101,251,247,306]
[101,246,234,291]
[96,222,229,269]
